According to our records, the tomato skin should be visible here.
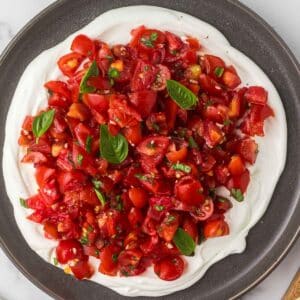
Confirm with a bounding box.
[35,166,56,188]
[56,239,84,264]
[83,93,109,113]
[128,207,144,228]
[222,70,241,89]
[151,64,171,91]
[228,155,246,176]
[227,169,250,193]
[154,256,184,281]
[244,86,268,105]
[199,74,224,96]
[128,187,148,208]
[128,90,157,118]
[57,170,88,193]
[203,219,230,238]
[203,55,225,79]
[137,136,170,157]
[175,176,204,206]
[71,34,95,57]
[131,60,156,92]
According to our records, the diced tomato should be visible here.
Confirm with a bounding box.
[154,256,184,281]
[71,34,95,58]
[244,86,268,105]
[128,187,148,208]
[99,245,121,276]
[222,70,241,89]
[166,146,187,163]
[204,219,230,238]
[203,55,225,79]
[227,169,250,193]
[67,103,90,121]
[123,124,143,145]
[58,52,83,77]
[237,138,258,164]
[128,90,157,118]
[56,239,84,264]
[228,155,246,176]
[44,81,71,99]
[131,60,156,92]
[151,64,171,91]
[175,176,204,206]
[71,260,94,280]
[158,212,179,242]
[191,198,214,221]
[128,207,144,228]
[182,216,198,242]
[165,98,178,130]
[199,74,224,96]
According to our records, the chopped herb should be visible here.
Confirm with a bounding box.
[95,249,100,256]
[92,178,103,189]
[166,215,176,224]
[214,67,224,78]
[108,67,120,79]
[230,188,244,202]
[80,235,89,245]
[87,225,93,233]
[140,32,158,48]
[19,198,28,208]
[85,135,93,153]
[134,173,154,183]
[77,154,83,165]
[144,65,150,71]
[188,136,199,149]
[172,162,192,173]
[94,188,106,206]
[154,205,164,211]
[209,188,216,198]
[106,55,113,61]
[223,119,232,126]
[152,123,160,132]
[112,253,118,263]
[170,49,178,55]
[53,257,58,266]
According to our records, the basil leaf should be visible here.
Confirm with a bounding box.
[94,188,106,206]
[166,80,198,109]
[100,124,128,164]
[53,257,58,266]
[32,109,55,138]
[77,154,83,166]
[172,162,191,173]
[92,178,103,189]
[230,188,244,202]
[173,228,195,256]
[80,61,99,94]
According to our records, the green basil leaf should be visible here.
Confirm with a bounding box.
[173,228,196,256]
[80,61,99,94]
[172,162,192,173]
[230,188,244,202]
[100,124,128,164]
[94,188,106,206]
[166,80,198,109]
[77,154,83,166]
[32,109,55,138]
[53,257,58,266]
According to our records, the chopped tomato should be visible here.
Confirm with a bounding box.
[56,239,84,264]
[128,90,157,118]
[244,86,268,105]
[228,155,246,176]
[154,256,184,281]
[71,34,95,58]
[58,52,83,77]
[128,187,148,208]
[204,219,230,238]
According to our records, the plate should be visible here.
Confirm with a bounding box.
[0,1,299,299]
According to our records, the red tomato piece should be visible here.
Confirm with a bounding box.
[44,81,71,99]
[128,187,148,208]
[175,176,204,206]
[203,219,230,238]
[71,260,94,280]
[56,239,84,264]
[128,90,157,118]
[71,34,95,57]
[244,86,268,105]
[99,245,121,276]
[228,155,246,176]
[154,256,184,281]
[57,52,83,77]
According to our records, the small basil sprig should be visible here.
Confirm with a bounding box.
[79,61,99,94]
[166,80,198,109]
[230,188,244,202]
[100,124,128,164]
[173,228,195,256]
[32,109,55,138]
[172,162,191,173]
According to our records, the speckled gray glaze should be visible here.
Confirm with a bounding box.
[0,1,299,299]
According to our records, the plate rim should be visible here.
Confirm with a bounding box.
[0,0,299,299]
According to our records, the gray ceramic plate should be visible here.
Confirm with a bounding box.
[0,1,299,299]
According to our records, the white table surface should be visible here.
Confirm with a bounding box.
[0,1,299,299]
